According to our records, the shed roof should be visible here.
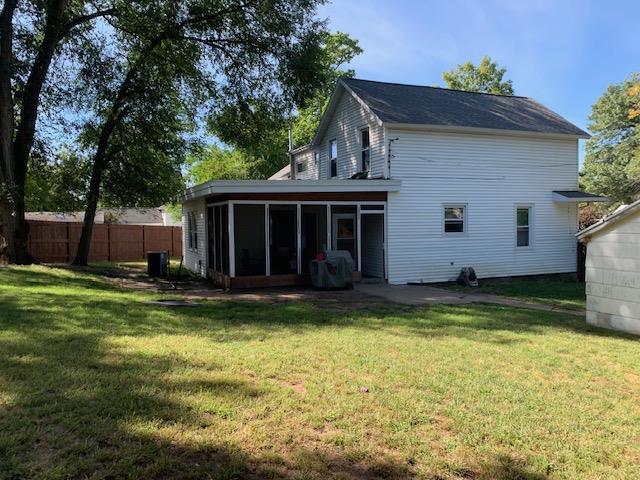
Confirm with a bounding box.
[577,199,640,241]
[341,78,589,137]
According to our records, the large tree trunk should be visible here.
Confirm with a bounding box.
[72,153,107,265]
[0,188,30,264]
[73,111,124,265]
[0,0,30,263]
[0,0,69,263]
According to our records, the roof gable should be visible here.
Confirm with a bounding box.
[311,81,383,146]
[342,78,589,138]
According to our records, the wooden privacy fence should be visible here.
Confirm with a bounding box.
[27,221,182,263]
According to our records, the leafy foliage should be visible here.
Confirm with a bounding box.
[25,150,89,212]
[187,144,252,183]
[443,55,514,95]
[581,74,640,205]
[207,31,362,180]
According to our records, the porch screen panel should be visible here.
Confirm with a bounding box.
[269,205,298,275]
[301,205,328,274]
[207,207,215,270]
[213,205,229,274]
[234,204,266,276]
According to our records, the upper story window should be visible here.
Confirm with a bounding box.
[329,139,337,177]
[516,205,532,247]
[444,205,466,234]
[361,128,370,172]
[188,212,198,250]
[296,160,306,174]
[314,151,320,165]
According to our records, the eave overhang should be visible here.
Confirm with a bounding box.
[180,179,402,203]
[552,190,609,203]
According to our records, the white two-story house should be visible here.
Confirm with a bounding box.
[181,78,605,288]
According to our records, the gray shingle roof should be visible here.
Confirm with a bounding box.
[553,190,604,199]
[342,78,588,137]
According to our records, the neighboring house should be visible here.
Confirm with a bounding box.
[26,207,180,226]
[577,200,640,335]
[181,78,606,288]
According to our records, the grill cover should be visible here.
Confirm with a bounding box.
[309,250,354,289]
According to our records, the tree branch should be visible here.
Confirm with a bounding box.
[64,7,115,34]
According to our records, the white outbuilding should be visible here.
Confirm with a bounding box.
[577,199,640,335]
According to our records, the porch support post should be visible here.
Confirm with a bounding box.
[384,205,389,280]
[296,203,302,274]
[326,204,331,251]
[356,204,362,272]
[228,202,235,278]
[265,204,270,276]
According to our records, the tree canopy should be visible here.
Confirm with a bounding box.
[205,31,362,181]
[581,74,640,205]
[1,0,330,264]
[443,55,514,95]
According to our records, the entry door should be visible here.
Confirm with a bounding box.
[332,213,356,260]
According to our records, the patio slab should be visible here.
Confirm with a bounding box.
[355,283,474,306]
[355,283,584,316]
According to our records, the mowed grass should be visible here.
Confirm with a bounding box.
[1,267,639,479]
[90,257,198,279]
[446,278,586,311]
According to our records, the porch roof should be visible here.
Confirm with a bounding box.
[180,179,402,203]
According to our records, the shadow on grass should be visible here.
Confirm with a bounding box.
[0,266,635,478]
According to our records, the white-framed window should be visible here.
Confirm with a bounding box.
[314,151,320,165]
[516,205,533,247]
[360,127,370,172]
[329,139,337,177]
[443,204,466,234]
[188,212,198,250]
[296,160,306,173]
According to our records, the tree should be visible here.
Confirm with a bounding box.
[25,150,89,212]
[443,55,514,95]
[581,74,640,205]
[0,1,327,264]
[1,0,115,263]
[187,144,252,183]
[208,31,362,179]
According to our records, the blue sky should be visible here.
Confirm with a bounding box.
[318,0,640,162]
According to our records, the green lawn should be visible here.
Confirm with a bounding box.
[1,266,638,479]
[445,278,586,311]
[90,257,199,279]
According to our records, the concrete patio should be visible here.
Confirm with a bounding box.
[355,283,584,316]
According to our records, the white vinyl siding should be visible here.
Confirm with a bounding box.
[316,89,384,179]
[291,148,318,180]
[182,198,207,277]
[585,212,640,335]
[386,128,579,284]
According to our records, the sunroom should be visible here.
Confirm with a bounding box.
[181,179,401,289]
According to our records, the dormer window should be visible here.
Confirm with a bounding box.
[361,128,370,172]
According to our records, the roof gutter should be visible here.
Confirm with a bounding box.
[383,122,590,140]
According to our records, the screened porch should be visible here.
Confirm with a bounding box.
[206,200,386,289]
